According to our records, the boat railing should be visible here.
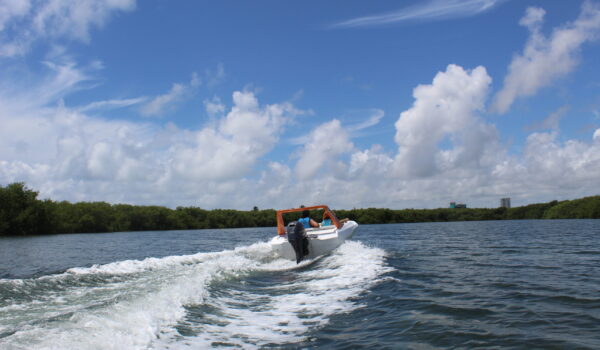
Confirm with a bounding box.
[276,205,342,235]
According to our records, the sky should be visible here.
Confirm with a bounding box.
[1,0,600,210]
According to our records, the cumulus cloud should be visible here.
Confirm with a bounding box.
[0,55,304,207]
[4,0,600,211]
[341,64,600,207]
[509,131,600,194]
[140,73,200,117]
[295,119,354,180]
[332,0,505,28]
[170,90,297,181]
[0,0,136,57]
[7,58,598,210]
[491,2,600,114]
[393,64,495,177]
[348,145,393,180]
[0,86,302,206]
[0,105,159,190]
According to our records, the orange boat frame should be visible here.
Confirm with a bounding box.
[276,205,342,235]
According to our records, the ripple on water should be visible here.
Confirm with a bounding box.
[1,221,600,349]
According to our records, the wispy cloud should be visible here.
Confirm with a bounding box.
[140,73,200,117]
[205,63,225,88]
[0,0,136,57]
[288,109,384,146]
[525,106,569,131]
[348,109,384,132]
[332,0,504,28]
[78,97,147,113]
[0,54,98,114]
[203,96,225,117]
[139,64,225,118]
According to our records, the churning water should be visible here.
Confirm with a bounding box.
[1,220,599,349]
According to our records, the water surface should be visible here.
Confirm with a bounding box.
[1,220,599,349]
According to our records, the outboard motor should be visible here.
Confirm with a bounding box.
[286,221,310,263]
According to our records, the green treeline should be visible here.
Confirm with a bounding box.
[1,182,599,236]
[334,198,600,224]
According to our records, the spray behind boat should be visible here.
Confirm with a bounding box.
[286,221,309,263]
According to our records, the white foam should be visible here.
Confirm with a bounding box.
[153,241,393,349]
[0,243,271,349]
[0,240,392,350]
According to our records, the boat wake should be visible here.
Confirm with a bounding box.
[0,240,391,349]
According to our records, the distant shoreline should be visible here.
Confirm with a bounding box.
[1,182,599,236]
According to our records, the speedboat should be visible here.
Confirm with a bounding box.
[270,205,358,263]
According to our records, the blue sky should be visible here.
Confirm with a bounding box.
[1,0,600,209]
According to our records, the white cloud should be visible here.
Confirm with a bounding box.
[140,83,186,117]
[170,90,297,181]
[393,64,495,177]
[336,126,600,208]
[140,73,200,117]
[0,0,31,31]
[492,2,600,114]
[518,6,545,30]
[348,109,384,132]
[0,105,158,186]
[0,54,96,117]
[348,145,393,180]
[31,59,93,103]
[288,109,383,146]
[295,119,354,180]
[516,131,600,191]
[332,0,504,28]
[78,97,147,113]
[204,96,225,117]
[0,87,302,207]
[336,64,600,207]
[2,48,600,210]
[0,0,136,57]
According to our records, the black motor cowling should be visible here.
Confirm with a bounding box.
[286,221,309,263]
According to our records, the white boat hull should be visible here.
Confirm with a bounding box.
[270,221,358,261]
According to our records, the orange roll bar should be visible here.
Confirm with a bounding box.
[276,205,341,235]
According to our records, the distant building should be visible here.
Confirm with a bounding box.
[500,197,511,208]
[449,202,467,209]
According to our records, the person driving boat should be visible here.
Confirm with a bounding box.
[298,210,319,228]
